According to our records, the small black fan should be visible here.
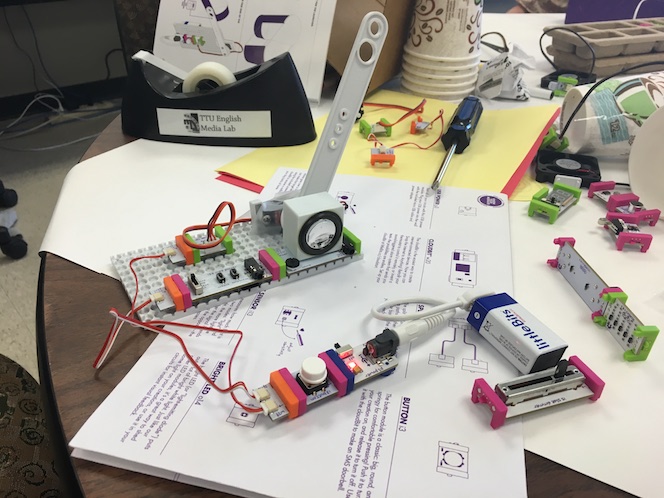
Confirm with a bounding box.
[535,150,601,188]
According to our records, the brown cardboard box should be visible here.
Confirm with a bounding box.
[327,0,416,93]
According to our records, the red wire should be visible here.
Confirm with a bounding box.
[392,109,446,150]
[93,314,123,368]
[97,310,262,413]
[128,253,165,312]
[361,99,427,128]
[94,202,263,413]
[182,201,238,250]
[137,316,262,413]
[362,99,426,114]
[367,133,383,147]
[366,109,446,151]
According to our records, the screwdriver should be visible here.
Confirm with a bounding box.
[430,95,484,191]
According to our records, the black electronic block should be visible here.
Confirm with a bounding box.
[540,69,597,90]
[535,150,601,188]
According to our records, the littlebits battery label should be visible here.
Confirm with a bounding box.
[157,109,272,138]
[501,308,551,350]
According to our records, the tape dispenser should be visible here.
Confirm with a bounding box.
[121,51,316,146]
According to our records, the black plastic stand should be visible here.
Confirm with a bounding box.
[121,52,316,147]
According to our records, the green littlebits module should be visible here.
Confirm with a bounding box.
[592,290,660,361]
[551,74,579,97]
[540,126,569,152]
[528,175,582,224]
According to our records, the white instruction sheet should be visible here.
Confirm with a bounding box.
[153,0,337,101]
[71,170,526,497]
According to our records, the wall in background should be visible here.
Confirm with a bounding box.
[0,0,127,99]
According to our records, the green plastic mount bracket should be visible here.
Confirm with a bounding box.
[624,325,659,361]
[528,187,560,224]
[359,119,372,138]
[342,227,362,255]
[599,291,658,361]
[379,118,392,137]
[593,291,626,325]
[601,291,628,305]
[185,234,201,264]
[540,127,569,152]
[213,226,234,254]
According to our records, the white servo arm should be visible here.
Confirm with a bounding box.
[299,11,388,197]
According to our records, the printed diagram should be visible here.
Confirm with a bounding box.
[458,205,477,216]
[162,0,301,65]
[276,306,305,345]
[163,0,239,56]
[429,317,488,374]
[437,441,470,479]
[336,191,357,214]
[449,250,477,288]
[226,404,260,428]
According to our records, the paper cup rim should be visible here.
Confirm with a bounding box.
[403,53,481,71]
[403,46,481,63]
[560,87,592,153]
[402,72,478,89]
[402,78,476,96]
[628,105,664,218]
[402,63,479,80]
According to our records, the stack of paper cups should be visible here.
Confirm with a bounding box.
[401,0,482,101]
[561,72,664,157]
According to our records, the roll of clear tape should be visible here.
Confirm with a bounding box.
[560,72,664,157]
[182,62,237,93]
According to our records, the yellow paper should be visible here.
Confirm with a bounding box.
[218,90,557,201]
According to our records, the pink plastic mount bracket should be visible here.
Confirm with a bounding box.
[568,355,605,401]
[613,231,653,252]
[605,209,661,227]
[546,237,576,268]
[606,192,640,212]
[588,181,616,198]
[471,378,508,429]
[591,287,623,322]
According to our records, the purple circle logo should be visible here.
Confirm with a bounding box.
[477,195,504,207]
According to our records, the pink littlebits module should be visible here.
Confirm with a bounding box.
[466,292,568,374]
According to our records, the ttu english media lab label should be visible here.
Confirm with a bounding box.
[157,109,272,138]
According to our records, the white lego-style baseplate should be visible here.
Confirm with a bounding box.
[111,222,362,321]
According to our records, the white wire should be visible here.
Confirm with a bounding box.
[0,107,120,143]
[33,92,63,112]
[101,310,259,404]
[0,133,101,152]
[94,316,122,368]
[0,118,53,141]
[0,93,63,137]
[633,0,648,19]
[371,297,464,322]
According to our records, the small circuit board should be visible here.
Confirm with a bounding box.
[598,217,652,252]
[255,342,398,422]
[471,356,604,429]
[588,181,661,226]
[547,237,659,360]
[528,181,581,224]
[370,146,395,166]
[111,222,362,321]
[359,118,392,139]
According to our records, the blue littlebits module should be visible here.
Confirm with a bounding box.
[467,293,568,374]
